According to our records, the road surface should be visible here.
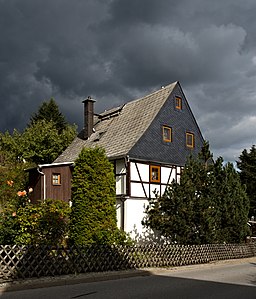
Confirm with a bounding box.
[1,258,256,299]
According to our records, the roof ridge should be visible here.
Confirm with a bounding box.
[98,81,178,115]
[124,81,178,106]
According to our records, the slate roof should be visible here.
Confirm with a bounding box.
[54,82,177,163]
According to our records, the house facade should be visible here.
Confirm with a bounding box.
[28,81,205,237]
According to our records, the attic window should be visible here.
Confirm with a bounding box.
[175,97,182,110]
[150,165,161,183]
[162,126,172,142]
[186,132,194,148]
[52,174,61,185]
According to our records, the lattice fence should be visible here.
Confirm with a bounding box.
[1,243,256,282]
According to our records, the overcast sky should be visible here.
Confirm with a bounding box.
[1,0,256,162]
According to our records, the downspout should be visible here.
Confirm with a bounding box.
[37,167,46,201]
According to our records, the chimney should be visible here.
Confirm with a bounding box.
[82,96,96,140]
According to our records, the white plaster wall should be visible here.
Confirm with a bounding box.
[116,175,126,195]
[161,167,171,184]
[150,184,161,198]
[130,182,150,198]
[116,199,122,229]
[124,198,149,238]
[130,162,149,182]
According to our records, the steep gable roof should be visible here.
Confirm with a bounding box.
[54,82,178,163]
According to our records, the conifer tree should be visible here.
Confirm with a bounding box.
[143,142,250,244]
[237,145,256,218]
[69,147,120,245]
[29,98,68,133]
[143,145,217,245]
[219,162,249,243]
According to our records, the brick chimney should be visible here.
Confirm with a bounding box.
[82,96,96,140]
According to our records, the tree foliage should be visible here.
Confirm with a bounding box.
[143,142,249,244]
[0,98,77,165]
[29,97,68,133]
[214,160,249,243]
[0,166,27,211]
[69,147,128,246]
[237,145,256,218]
[0,197,70,246]
[0,98,75,245]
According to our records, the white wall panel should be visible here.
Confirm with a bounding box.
[116,175,126,195]
[150,184,161,198]
[130,162,140,181]
[124,198,149,238]
[137,163,149,182]
[130,162,149,182]
[116,199,122,229]
[161,167,171,184]
[130,182,149,198]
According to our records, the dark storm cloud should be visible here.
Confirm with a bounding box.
[1,0,256,161]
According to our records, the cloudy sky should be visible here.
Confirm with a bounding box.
[1,0,256,162]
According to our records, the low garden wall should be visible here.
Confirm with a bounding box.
[1,243,256,282]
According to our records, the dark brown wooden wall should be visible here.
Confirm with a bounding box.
[28,165,72,203]
[44,165,72,202]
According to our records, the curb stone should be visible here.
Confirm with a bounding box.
[0,269,151,292]
[1,257,256,292]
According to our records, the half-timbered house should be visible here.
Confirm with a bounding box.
[28,81,205,237]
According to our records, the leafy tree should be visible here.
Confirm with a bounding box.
[21,119,76,164]
[29,98,68,133]
[0,164,27,211]
[0,120,76,165]
[15,199,70,246]
[69,147,127,246]
[143,143,250,244]
[0,130,23,163]
[237,145,256,218]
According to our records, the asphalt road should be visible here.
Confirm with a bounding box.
[1,258,256,299]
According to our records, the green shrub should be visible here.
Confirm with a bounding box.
[69,147,126,245]
[0,197,70,246]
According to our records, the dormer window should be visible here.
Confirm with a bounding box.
[150,165,160,183]
[186,132,194,148]
[163,126,172,142]
[175,97,182,110]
